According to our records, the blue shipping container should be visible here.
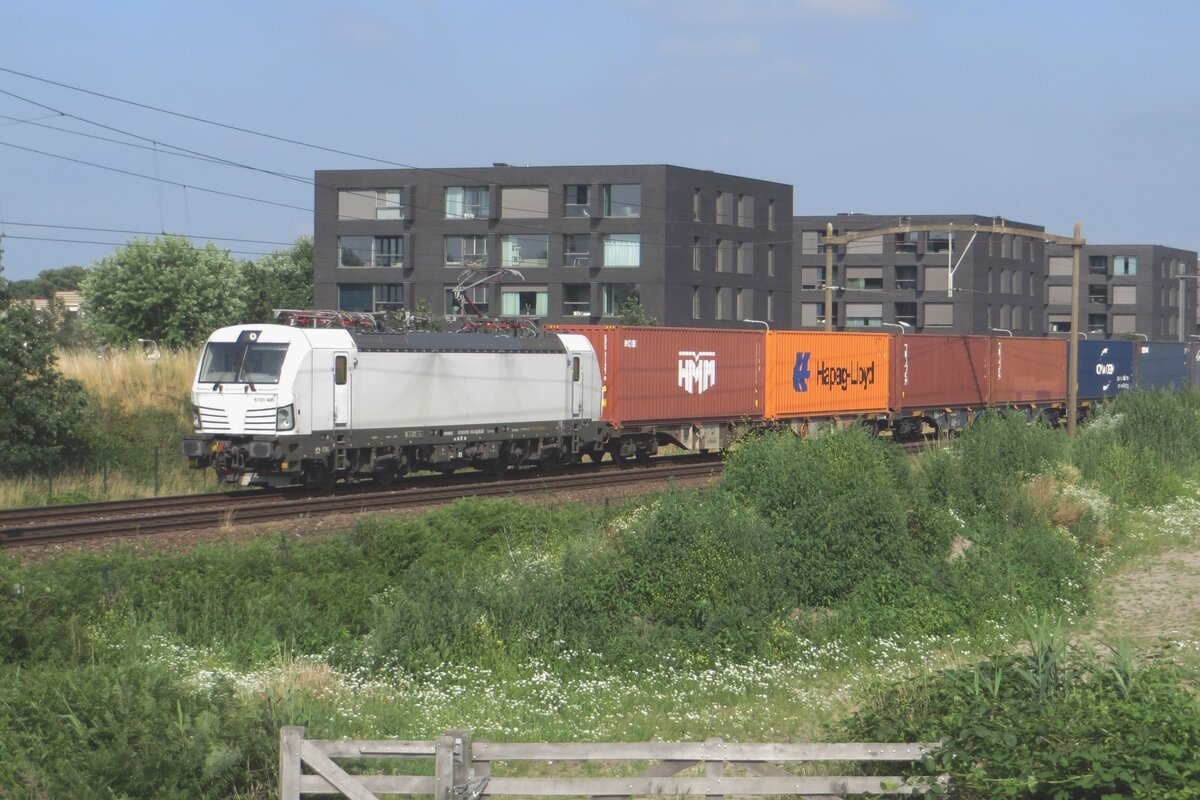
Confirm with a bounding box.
[1190,344,1200,389]
[1076,340,1134,400]
[1136,342,1188,390]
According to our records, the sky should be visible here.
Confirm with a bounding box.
[2,0,1199,282]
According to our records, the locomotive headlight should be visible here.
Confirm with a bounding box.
[192,405,202,431]
[275,404,295,431]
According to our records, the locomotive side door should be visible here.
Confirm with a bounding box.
[570,354,582,418]
[333,351,351,427]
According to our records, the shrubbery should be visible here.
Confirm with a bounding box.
[844,618,1200,798]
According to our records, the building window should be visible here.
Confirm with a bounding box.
[1000,269,1012,294]
[563,284,591,316]
[501,186,548,219]
[338,236,373,267]
[1089,255,1108,274]
[1049,314,1071,333]
[894,231,918,254]
[768,199,776,231]
[500,287,548,317]
[715,287,732,320]
[444,235,488,267]
[501,234,549,267]
[338,188,405,221]
[603,234,640,268]
[1012,271,1023,295]
[338,236,404,269]
[693,189,702,222]
[602,283,639,316]
[1087,284,1107,304]
[800,267,824,290]
[692,237,701,271]
[1112,285,1137,304]
[767,291,774,322]
[338,284,403,312]
[716,239,733,272]
[692,286,701,319]
[767,244,775,277]
[565,234,590,267]
[1087,313,1107,335]
[445,186,489,219]
[1048,285,1073,305]
[737,242,753,274]
[736,288,752,319]
[927,231,950,253]
[564,184,591,217]
[894,265,917,290]
[846,267,883,290]
[445,285,488,316]
[1012,237,1024,260]
[716,192,735,225]
[1114,256,1138,275]
[738,195,754,227]
[1111,314,1136,334]
[1049,256,1073,276]
[925,266,949,292]
[895,302,917,327]
[603,184,641,217]
[801,302,837,327]
[924,303,953,327]
[846,302,882,327]
[801,231,820,255]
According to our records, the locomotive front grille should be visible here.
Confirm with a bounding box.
[244,407,279,432]
[197,406,230,431]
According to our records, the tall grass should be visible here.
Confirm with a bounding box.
[0,347,206,507]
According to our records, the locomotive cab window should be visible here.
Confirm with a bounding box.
[335,355,348,386]
[199,342,288,385]
[572,356,581,382]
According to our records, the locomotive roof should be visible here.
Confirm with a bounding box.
[350,332,568,354]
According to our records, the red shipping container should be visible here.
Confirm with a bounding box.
[890,335,990,411]
[765,331,891,418]
[988,336,1067,404]
[545,325,764,425]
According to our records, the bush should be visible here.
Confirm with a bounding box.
[723,427,923,606]
[955,412,1066,514]
[0,659,278,799]
[843,619,1200,798]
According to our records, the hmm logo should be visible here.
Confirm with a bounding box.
[678,351,717,395]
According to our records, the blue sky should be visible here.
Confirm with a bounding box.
[2,0,1198,281]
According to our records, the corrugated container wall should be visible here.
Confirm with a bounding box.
[889,335,990,411]
[545,325,764,425]
[989,337,1067,403]
[1075,340,1134,400]
[1190,343,1200,389]
[765,331,890,418]
[1135,342,1188,390]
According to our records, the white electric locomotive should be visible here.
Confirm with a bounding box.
[182,323,604,487]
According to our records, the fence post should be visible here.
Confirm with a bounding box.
[280,726,304,800]
[705,736,725,800]
[434,733,456,800]
[447,729,472,798]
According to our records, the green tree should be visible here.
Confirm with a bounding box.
[7,265,90,300]
[83,237,245,348]
[0,266,91,474]
[616,294,658,326]
[238,237,313,323]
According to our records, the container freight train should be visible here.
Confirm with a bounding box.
[181,323,1195,488]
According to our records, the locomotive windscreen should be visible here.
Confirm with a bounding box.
[199,341,289,385]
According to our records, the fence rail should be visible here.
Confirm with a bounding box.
[280,727,947,800]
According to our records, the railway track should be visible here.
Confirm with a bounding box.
[0,454,723,549]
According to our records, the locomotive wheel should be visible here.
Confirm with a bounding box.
[305,461,335,491]
[373,460,399,487]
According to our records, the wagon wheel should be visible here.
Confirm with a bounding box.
[305,460,335,491]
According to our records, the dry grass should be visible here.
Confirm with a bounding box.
[57,346,199,415]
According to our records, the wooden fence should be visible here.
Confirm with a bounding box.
[280,727,947,800]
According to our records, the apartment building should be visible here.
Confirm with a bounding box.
[313,165,793,328]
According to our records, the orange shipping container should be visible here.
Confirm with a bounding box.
[545,325,765,425]
[765,331,891,419]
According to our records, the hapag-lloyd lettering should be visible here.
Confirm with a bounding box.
[814,359,876,391]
